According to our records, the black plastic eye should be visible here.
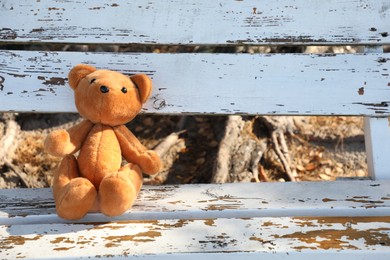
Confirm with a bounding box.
[90,79,96,84]
[121,87,127,93]
[100,86,109,93]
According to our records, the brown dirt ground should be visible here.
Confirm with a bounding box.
[0,113,366,189]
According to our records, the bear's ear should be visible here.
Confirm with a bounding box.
[130,74,152,104]
[68,64,97,90]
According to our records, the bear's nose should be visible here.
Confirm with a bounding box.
[100,86,109,93]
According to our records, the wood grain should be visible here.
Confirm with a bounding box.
[2,216,390,259]
[1,181,390,258]
[0,50,389,115]
[1,181,390,225]
[0,0,389,45]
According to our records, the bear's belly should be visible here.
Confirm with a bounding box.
[78,124,122,189]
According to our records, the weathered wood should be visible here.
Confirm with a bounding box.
[0,118,18,164]
[212,116,270,183]
[362,45,390,180]
[261,116,298,181]
[146,130,185,184]
[364,117,390,180]
[2,181,390,225]
[211,116,245,183]
[1,51,389,115]
[1,181,390,258]
[1,0,389,45]
[2,216,390,259]
[1,1,390,258]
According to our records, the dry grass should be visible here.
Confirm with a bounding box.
[0,117,367,188]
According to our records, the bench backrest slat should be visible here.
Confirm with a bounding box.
[1,50,389,115]
[1,0,389,45]
[1,0,389,115]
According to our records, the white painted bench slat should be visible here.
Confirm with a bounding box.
[364,117,390,180]
[1,50,389,115]
[1,181,390,226]
[1,181,390,259]
[1,0,389,45]
[2,216,390,259]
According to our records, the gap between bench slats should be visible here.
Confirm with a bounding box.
[1,0,389,45]
[0,51,389,115]
[1,181,390,225]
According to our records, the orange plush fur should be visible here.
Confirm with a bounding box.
[44,64,162,220]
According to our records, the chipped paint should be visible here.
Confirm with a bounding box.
[204,219,215,226]
[152,98,166,110]
[204,204,242,211]
[0,75,4,91]
[1,50,390,115]
[0,28,17,40]
[1,182,390,257]
[41,77,66,86]
[249,236,276,247]
[346,196,385,204]
[1,217,390,258]
[272,217,390,250]
[50,237,75,244]
[0,0,389,45]
[2,181,390,222]
[104,231,162,247]
[322,198,337,202]
[0,235,42,250]
[199,234,237,249]
[278,227,390,250]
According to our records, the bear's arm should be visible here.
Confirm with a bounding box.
[113,125,162,175]
[44,119,94,157]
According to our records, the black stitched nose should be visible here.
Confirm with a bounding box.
[100,86,109,93]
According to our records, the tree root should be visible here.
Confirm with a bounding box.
[0,118,19,165]
[211,115,297,183]
[144,117,187,185]
[272,131,296,181]
[211,115,245,183]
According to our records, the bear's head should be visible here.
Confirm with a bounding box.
[68,64,152,126]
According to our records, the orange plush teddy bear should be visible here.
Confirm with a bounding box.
[44,64,162,220]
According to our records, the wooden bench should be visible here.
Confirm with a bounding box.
[1,0,390,258]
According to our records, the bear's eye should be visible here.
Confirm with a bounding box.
[90,79,96,84]
[121,87,127,94]
[100,86,109,93]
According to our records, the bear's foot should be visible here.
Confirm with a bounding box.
[99,164,142,217]
[55,177,97,220]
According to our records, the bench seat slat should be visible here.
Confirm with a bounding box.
[1,216,390,259]
[1,0,389,45]
[1,50,389,116]
[1,181,390,226]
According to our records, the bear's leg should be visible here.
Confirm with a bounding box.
[53,155,97,220]
[99,163,143,217]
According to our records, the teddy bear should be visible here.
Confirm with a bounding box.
[44,64,162,220]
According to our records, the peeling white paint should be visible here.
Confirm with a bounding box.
[2,181,390,224]
[0,0,389,45]
[0,51,389,115]
[1,216,390,259]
